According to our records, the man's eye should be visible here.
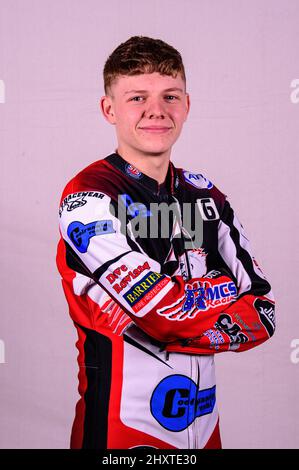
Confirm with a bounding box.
[130,96,144,102]
[130,95,179,102]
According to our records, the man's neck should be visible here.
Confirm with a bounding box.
[115,146,171,184]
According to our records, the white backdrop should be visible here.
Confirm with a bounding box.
[0,0,298,448]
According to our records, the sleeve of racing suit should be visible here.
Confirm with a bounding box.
[165,198,276,353]
[59,192,275,345]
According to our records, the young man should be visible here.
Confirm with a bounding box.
[56,36,275,449]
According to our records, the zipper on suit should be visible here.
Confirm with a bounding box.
[171,196,192,280]
[166,194,202,447]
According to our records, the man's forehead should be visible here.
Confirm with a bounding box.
[112,72,185,94]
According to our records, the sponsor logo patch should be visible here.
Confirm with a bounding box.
[183,280,237,311]
[151,375,216,431]
[106,261,150,293]
[59,191,105,216]
[183,171,213,189]
[215,313,249,350]
[254,298,275,337]
[157,280,237,321]
[123,272,170,313]
[203,329,225,350]
[125,163,143,179]
[67,220,115,253]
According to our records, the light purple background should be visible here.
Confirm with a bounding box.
[0,0,298,448]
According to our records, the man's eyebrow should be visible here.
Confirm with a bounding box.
[124,87,184,95]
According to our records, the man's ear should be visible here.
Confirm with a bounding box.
[184,93,191,121]
[100,95,116,125]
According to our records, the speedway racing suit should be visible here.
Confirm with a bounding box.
[56,151,275,449]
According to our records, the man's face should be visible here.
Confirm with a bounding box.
[101,72,190,158]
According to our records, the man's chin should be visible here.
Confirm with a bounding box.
[139,148,170,157]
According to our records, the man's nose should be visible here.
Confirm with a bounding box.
[144,98,166,118]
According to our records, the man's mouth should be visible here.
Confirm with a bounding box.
[138,126,172,133]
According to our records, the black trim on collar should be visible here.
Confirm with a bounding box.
[104,152,179,195]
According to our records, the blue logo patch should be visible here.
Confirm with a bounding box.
[67,220,115,253]
[150,375,216,432]
[183,171,213,189]
[183,281,237,312]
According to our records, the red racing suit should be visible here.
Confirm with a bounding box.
[56,151,275,449]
